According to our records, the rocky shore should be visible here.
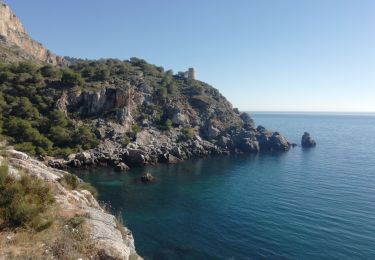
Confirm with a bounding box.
[48,122,293,171]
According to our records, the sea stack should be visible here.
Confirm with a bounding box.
[301,132,316,148]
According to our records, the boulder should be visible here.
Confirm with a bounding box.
[114,162,130,172]
[5,150,29,160]
[123,149,146,167]
[172,112,189,125]
[141,173,156,183]
[239,138,260,153]
[301,132,316,148]
[206,125,221,139]
[268,132,290,151]
[257,131,290,151]
[75,152,92,162]
[168,154,181,164]
[170,146,183,159]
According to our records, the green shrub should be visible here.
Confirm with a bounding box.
[66,215,85,228]
[182,127,194,140]
[61,174,79,190]
[61,70,84,87]
[122,135,131,147]
[75,126,99,150]
[0,166,55,230]
[14,142,36,156]
[164,119,173,130]
[132,123,141,133]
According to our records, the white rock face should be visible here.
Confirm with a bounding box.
[1,148,142,260]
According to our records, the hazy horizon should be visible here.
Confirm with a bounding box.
[6,0,375,112]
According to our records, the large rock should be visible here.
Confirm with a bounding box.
[172,112,189,125]
[123,149,146,167]
[115,162,130,172]
[268,132,290,151]
[257,131,290,151]
[239,138,260,153]
[141,173,156,183]
[301,132,316,148]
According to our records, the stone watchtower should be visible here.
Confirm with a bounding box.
[187,68,195,80]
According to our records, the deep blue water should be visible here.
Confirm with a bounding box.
[77,113,375,259]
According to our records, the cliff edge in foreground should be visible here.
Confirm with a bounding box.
[0,147,142,260]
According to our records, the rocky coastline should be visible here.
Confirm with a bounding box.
[48,122,294,171]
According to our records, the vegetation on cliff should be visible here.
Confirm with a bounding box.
[0,164,54,230]
[0,58,242,158]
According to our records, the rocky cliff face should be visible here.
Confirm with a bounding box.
[0,148,142,260]
[0,3,65,65]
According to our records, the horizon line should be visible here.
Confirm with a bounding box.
[245,110,375,114]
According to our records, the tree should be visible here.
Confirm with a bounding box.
[40,65,60,78]
[61,70,84,87]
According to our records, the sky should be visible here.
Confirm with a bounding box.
[5,0,375,112]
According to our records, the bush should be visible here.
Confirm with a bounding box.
[66,215,85,228]
[0,165,55,230]
[14,142,36,156]
[61,70,84,87]
[122,135,131,147]
[61,174,79,190]
[74,126,99,150]
[182,127,194,140]
[40,65,61,78]
[164,119,172,130]
[132,123,141,133]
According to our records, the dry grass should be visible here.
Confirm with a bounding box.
[0,165,99,259]
[0,208,96,259]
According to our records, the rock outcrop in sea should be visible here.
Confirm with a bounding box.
[301,132,317,148]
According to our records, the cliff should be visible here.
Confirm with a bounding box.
[0,3,66,65]
[0,147,142,259]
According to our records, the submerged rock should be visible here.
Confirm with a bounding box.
[115,162,130,172]
[141,173,156,183]
[301,132,316,148]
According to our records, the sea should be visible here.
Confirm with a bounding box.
[76,112,375,260]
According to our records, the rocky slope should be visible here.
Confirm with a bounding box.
[0,147,142,260]
[0,3,66,65]
[48,65,292,170]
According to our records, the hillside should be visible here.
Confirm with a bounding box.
[0,3,292,171]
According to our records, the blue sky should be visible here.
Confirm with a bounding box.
[6,0,375,112]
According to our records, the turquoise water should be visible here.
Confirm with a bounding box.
[77,113,375,259]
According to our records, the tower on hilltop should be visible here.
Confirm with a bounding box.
[187,68,195,80]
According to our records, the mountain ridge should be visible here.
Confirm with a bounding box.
[0,2,66,65]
